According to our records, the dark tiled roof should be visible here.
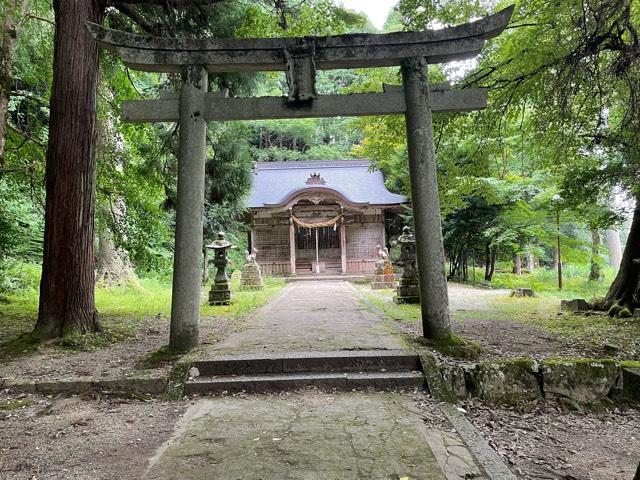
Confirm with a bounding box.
[246,160,407,208]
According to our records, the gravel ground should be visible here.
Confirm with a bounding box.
[0,389,189,480]
[464,399,640,480]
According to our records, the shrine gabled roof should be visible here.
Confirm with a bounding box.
[246,160,407,209]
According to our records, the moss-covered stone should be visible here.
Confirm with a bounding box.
[411,346,456,403]
[472,358,541,405]
[541,358,620,403]
[164,352,197,400]
[622,367,640,403]
[440,357,541,405]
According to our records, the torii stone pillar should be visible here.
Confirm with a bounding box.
[169,65,209,351]
[402,57,451,340]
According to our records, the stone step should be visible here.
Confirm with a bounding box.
[191,350,421,376]
[285,275,367,283]
[184,370,425,395]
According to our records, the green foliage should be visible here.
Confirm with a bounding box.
[483,263,616,300]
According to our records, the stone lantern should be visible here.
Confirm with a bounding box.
[393,226,420,304]
[207,232,234,305]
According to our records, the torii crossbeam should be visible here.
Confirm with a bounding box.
[88,5,514,350]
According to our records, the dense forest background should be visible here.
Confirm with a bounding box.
[0,0,638,326]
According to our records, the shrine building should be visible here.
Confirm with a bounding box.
[246,160,407,276]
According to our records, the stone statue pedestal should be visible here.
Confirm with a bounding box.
[209,281,231,305]
[240,262,264,291]
[393,226,421,304]
[394,275,420,304]
[371,260,397,290]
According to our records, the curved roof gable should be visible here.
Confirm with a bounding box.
[246,160,407,209]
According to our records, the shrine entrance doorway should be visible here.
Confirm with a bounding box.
[292,201,342,275]
[295,226,340,274]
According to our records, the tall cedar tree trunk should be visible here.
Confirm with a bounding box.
[589,228,603,281]
[600,194,640,317]
[34,0,104,338]
[0,0,28,169]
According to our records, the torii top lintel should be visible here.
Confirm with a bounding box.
[87,5,513,74]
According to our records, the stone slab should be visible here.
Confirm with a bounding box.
[184,371,424,395]
[144,392,457,480]
[193,350,420,376]
[541,359,619,403]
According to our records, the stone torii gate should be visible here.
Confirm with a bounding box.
[88,5,513,351]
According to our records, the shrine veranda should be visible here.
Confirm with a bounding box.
[87,6,514,349]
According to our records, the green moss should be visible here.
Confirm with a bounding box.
[137,346,184,369]
[582,398,616,412]
[620,360,640,369]
[60,321,138,351]
[164,353,196,400]
[0,332,41,361]
[409,334,484,359]
[0,398,33,410]
[542,357,617,366]
[499,357,537,371]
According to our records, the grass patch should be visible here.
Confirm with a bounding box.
[475,296,640,356]
[363,288,421,326]
[201,276,285,319]
[0,275,286,358]
[362,284,640,360]
[60,320,140,351]
[462,263,616,300]
[0,398,33,411]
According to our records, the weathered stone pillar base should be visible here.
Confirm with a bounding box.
[209,281,231,305]
[240,263,264,291]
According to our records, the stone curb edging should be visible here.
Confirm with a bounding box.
[438,402,518,480]
[443,358,640,406]
[356,290,519,480]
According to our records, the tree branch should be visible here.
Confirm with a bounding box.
[114,3,161,35]
[106,0,225,6]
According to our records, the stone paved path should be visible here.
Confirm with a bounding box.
[208,281,405,354]
[145,392,481,480]
[145,281,487,480]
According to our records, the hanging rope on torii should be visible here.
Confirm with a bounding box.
[87,5,514,350]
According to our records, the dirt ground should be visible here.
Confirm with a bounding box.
[464,399,640,480]
[0,389,189,480]
[367,284,639,362]
[3,387,638,480]
[0,315,233,382]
